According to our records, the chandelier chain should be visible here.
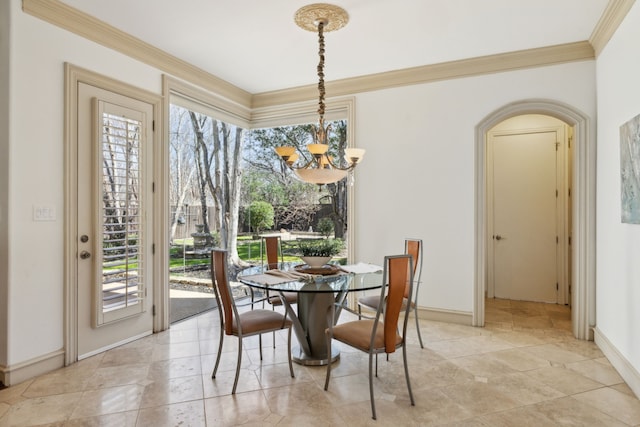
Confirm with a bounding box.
[317,21,326,121]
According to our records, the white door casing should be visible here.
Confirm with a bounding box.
[65,64,165,363]
[474,99,596,340]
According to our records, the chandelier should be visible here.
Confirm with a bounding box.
[275,4,365,185]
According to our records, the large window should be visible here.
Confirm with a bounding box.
[164,80,356,322]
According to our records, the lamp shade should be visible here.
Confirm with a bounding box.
[275,146,296,157]
[286,152,299,164]
[345,148,365,163]
[295,168,347,185]
[307,144,329,155]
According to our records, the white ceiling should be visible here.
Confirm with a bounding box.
[58,0,609,94]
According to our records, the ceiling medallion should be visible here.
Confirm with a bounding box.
[294,3,349,32]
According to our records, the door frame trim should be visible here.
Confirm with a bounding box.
[474,99,595,340]
[64,64,165,364]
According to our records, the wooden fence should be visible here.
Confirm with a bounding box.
[170,205,216,240]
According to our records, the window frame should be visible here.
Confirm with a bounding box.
[160,76,358,329]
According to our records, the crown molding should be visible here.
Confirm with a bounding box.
[22,0,252,108]
[252,41,595,109]
[589,0,636,56]
[250,96,354,129]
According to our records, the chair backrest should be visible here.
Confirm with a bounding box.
[211,249,237,335]
[378,254,414,353]
[404,238,423,299]
[262,236,283,270]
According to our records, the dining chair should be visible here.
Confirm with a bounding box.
[261,235,298,308]
[210,249,294,394]
[357,238,424,348]
[324,254,416,420]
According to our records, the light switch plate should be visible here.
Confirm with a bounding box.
[33,205,56,221]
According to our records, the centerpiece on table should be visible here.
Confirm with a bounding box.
[297,238,344,268]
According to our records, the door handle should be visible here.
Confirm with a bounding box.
[80,250,91,259]
[494,235,503,241]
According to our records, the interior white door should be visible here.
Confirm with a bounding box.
[77,82,154,358]
[491,130,558,302]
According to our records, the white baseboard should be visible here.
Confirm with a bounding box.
[78,330,152,360]
[416,306,473,326]
[594,327,640,399]
[0,349,65,386]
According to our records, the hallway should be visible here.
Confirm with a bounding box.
[484,297,573,332]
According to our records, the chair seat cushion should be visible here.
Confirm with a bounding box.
[358,295,414,311]
[357,295,381,310]
[330,319,402,353]
[233,309,291,335]
[268,292,298,306]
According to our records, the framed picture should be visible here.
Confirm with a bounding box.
[620,113,640,224]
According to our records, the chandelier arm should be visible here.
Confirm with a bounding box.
[284,156,320,171]
[324,155,356,171]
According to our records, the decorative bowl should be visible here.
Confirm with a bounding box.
[300,256,332,268]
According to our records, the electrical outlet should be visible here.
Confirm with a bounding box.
[33,205,56,221]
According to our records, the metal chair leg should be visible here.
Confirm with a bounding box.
[232,338,242,394]
[402,343,415,406]
[212,328,224,379]
[323,330,332,390]
[369,352,377,420]
[414,307,424,348]
[287,326,294,378]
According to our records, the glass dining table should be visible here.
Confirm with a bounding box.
[238,263,383,366]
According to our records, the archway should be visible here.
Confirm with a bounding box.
[474,99,595,340]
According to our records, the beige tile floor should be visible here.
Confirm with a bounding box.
[1,298,640,426]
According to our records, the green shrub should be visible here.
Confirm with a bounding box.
[246,201,274,234]
[317,217,334,237]
[297,238,344,256]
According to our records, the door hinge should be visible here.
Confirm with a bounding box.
[152,182,155,192]
[152,120,155,132]
[556,189,558,198]
[569,236,572,245]
[556,283,559,290]
[152,243,155,254]
[555,142,560,151]
[152,305,156,316]
[556,236,559,244]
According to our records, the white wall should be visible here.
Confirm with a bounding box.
[595,1,640,381]
[6,0,164,366]
[353,61,596,314]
